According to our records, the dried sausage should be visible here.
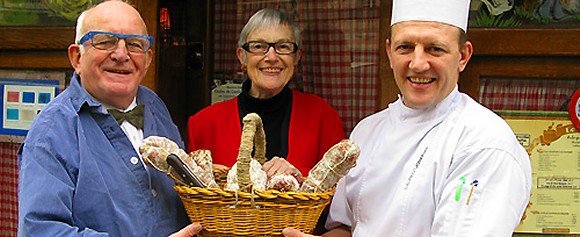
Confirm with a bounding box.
[299,139,360,193]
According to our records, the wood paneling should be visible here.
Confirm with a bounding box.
[0,50,70,69]
[460,56,580,100]
[134,0,159,91]
[469,28,580,56]
[0,26,74,50]
[378,0,397,110]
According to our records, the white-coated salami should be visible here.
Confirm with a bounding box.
[266,173,300,192]
[139,136,219,188]
[225,159,267,191]
[299,139,360,193]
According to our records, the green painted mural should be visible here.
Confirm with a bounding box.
[470,0,580,27]
[0,0,103,26]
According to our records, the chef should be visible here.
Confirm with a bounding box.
[283,0,532,236]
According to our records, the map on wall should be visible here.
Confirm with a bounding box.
[0,0,104,26]
[469,0,580,28]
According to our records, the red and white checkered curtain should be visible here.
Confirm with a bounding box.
[0,142,19,237]
[214,0,380,135]
[479,78,580,111]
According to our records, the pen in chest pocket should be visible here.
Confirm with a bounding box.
[466,180,478,205]
[455,176,466,201]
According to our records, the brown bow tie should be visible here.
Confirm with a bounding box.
[108,104,144,129]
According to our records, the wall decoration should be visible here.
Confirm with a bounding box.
[0,0,103,26]
[470,0,580,28]
[0,70,66,142]
[502,112,580,234]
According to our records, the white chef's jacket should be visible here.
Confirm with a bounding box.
[327,87,532,237]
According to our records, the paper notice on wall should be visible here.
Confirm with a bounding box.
[507,118,580,234]
[211,83,242,104]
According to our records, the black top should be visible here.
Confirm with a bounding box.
[237,79,292,160]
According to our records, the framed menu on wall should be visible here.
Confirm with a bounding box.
[502,111,580,235]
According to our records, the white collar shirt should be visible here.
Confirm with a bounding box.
[327,87,532,237]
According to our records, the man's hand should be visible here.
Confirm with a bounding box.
[168,223,202,237]
[282,228,317,237]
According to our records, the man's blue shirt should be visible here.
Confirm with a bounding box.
[18,73,189,236]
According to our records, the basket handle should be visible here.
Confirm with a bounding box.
[237,113,267,190]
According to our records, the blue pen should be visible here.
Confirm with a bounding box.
[454,176,466,201]
[466,180,479,205]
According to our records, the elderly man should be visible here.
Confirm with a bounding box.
[18,1,201,236]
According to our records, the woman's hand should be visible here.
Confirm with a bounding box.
[262,157,303,183]
[168,223,202,237]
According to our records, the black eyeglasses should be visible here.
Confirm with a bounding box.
[242,41,298,55]
[78,31,154,53]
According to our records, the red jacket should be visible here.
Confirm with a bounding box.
[187,90,345,175]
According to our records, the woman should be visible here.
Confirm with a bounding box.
[187,8,344,181]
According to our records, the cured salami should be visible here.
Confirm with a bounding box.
[299,139,360,193]
[225,113,268,192]
[139,136,219,188]
[225,159,268,191]
[266,173,300,192]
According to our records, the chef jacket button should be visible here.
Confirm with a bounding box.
[130,156,139,165]
[151,189,158,197]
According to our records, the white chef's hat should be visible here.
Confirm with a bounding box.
[391,0,472,32]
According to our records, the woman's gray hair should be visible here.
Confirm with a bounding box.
[238,8,302,49]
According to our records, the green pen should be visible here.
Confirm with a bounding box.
[455,176,466,201]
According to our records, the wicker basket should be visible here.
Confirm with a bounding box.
[174,113,334,236]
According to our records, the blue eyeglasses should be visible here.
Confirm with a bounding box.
[78,31,154,53]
